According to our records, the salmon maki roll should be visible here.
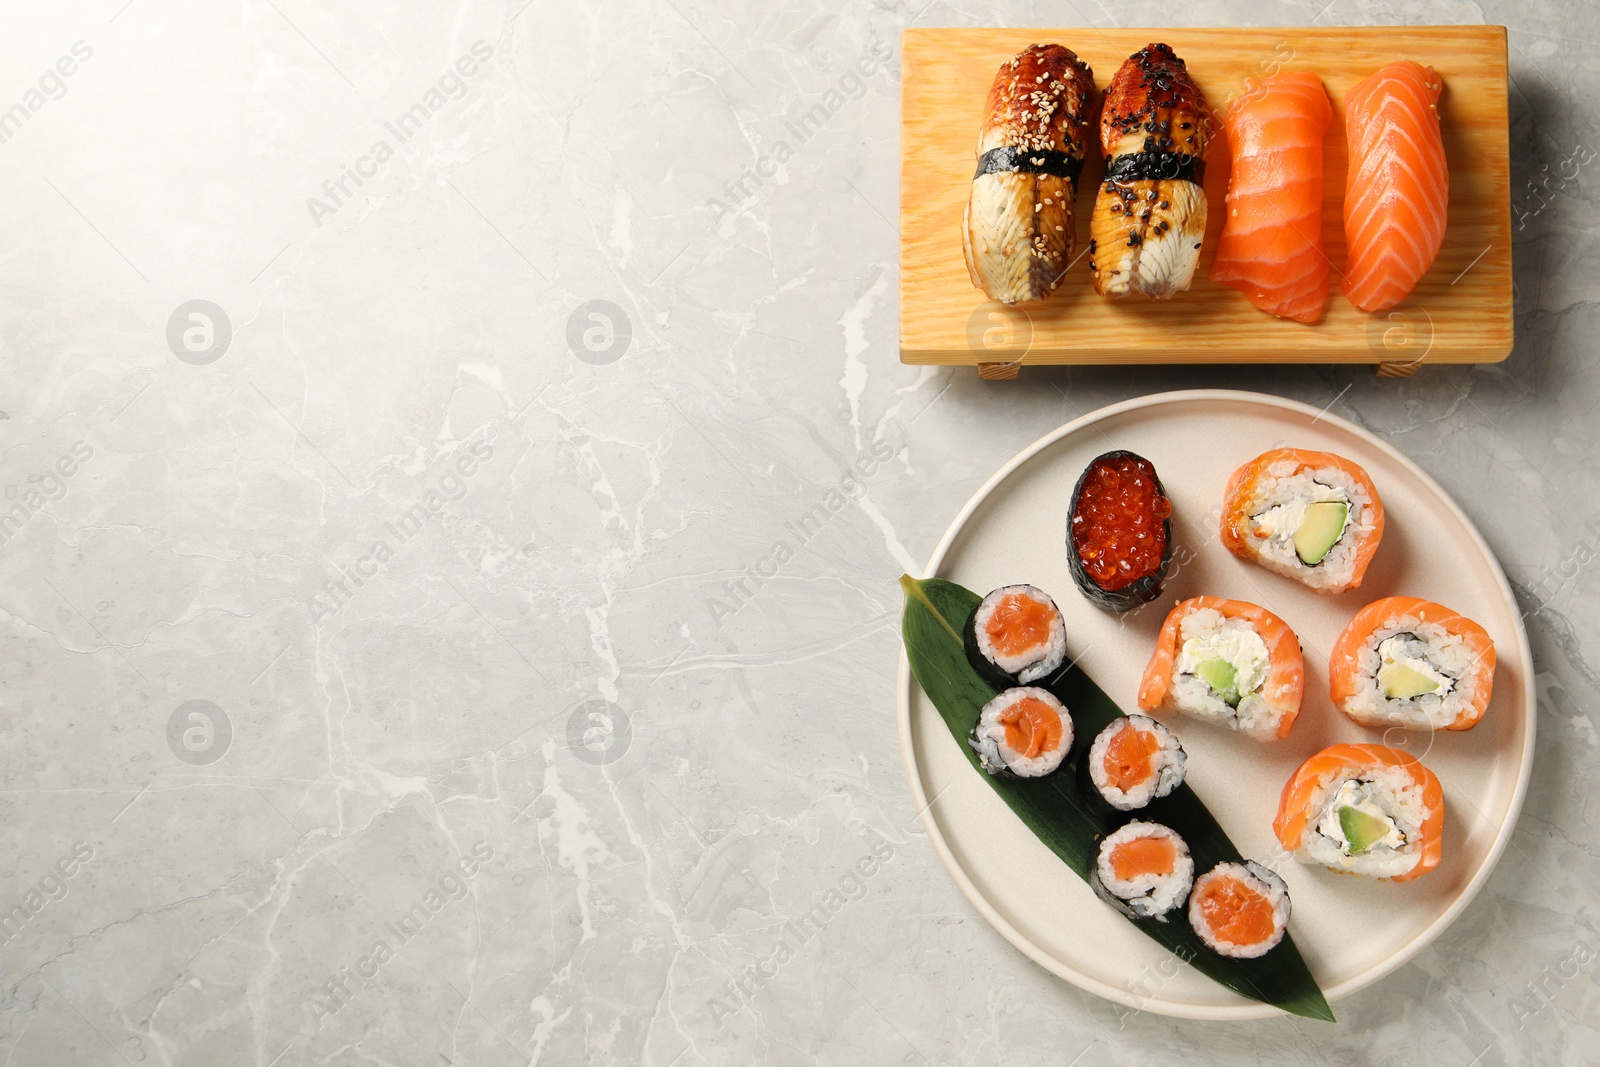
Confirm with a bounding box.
[1209,72,1334,323]
[969,687,1074,778]
[1090,821,1194,920]
[1341,61,1449,313]
[963,584,1067,688]
[1273,743,1444,881]
[1330,596,1495,731]
[1188,861,1290,958]
[1085,715,1187,811]
[1220,448,1385,593]
[1138,597,1304,740]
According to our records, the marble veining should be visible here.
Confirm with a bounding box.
[0,0,1596,1063]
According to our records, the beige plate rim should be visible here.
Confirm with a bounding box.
[894,388,1536,1020]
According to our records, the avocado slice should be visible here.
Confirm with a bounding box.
[1338,805,1395,854]
[1194,657,1241,707]
[1293,501,1349,565]
[1380,661,1442,700]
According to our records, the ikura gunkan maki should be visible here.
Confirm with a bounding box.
[1067,451,1173,612]
[1090,821,1194,920]
[1188,861,1291,959]
[963,584,1067,688]
[969,687,1074,778]
[1086,715,1186,811]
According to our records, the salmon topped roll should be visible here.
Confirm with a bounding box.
[1210,71,1334,323]
[1086,715,1187,811]
[1090,821,1194,920]
[969,687,1074,778]
[1188,861,1290,958]
[1274,743,1444,881]
[1330,596,1495,731]
[964,584,1067,688]
[1221,448,1385,593]
[1138,597,1304,740]
[1341,61,1448,313]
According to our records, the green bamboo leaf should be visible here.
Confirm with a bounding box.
[901,575,1334,1022]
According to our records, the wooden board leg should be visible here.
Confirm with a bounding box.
[1376,360,1422,378]
[978,361,1021,381]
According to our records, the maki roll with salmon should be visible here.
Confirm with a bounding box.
[1221,448,1384,593]
[1188,861,1291,959]
[1137,597,1304,740]
[1090,821,1194,920]
[1273,743,1444,881]
[964,584,1067,688]
[1330,596,1495,731]
[969,687,1074,778]
[1068,450,1172,612]
[1086,715,1186,811]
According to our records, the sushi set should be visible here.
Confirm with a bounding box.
[896,390,1533,1019]
[899,27,1513,371]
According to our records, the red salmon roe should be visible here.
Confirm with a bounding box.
[1070,455,1171,591]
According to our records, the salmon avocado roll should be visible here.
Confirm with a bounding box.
[1090,821,1194,920]
[964,584,1067,688]
[1086,715,1186,811]
[1188,861,1291,958]
[969,688,1074,778]
[1221,448,1385,593]
[1330,596,1495,731]
[1137,597,1305,740]
[1273,743,1444,882]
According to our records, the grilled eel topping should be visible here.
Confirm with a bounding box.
[962,44,1096,305]
[1089,43,1214,300]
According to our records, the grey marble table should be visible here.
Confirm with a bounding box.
[0,0,1594,1064]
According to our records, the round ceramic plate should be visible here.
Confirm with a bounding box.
[897,389,1535,1020]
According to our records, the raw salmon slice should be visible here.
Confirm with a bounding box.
[1209,72,1333,323]
[1341,61,1448,312]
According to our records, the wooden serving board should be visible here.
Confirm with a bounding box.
[899,27,1512,374]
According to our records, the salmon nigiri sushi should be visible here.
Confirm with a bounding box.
[1138,596,1305,740]
[1274,743,1444,882]
[1220,448,1385,593]
[1330,596,1496,731]
[1209,72,1333,323]
[1341,61,1449,313]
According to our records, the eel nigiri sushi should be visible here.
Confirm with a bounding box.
[1138,596,1304,740]
[963,45,1098,304]
[1220,448,1385,593]
[1089,44,1214,299]
[1274,743,1444,882]
[1341,61,1449,313]
[1209,72,1333,323]
[1330,596,1496,731]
